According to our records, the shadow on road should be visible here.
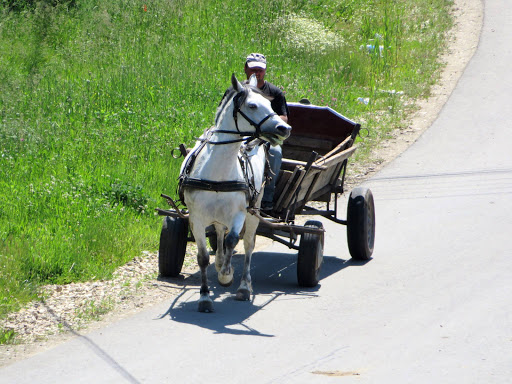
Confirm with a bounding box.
[156,250,370,336]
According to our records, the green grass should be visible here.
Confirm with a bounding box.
[75,298,114,323]
[0,328,17,345]
[0,0,453,323]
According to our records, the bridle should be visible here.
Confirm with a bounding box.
[232,101,277,140]
[200,88,277,145]
[178,88,275,205]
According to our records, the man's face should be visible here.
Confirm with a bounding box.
[245,66,266,84]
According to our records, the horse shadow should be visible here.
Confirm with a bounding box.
[155,249,370,336]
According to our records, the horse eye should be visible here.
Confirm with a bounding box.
[248,103,257,109]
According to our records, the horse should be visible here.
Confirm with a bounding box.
[179,73,291,312]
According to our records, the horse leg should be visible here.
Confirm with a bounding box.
[214,224,226,272]
[197,241,214,312]
[217,231,237,287]
[218,211,245,287]
[190,222,214,313]
[236,214,258,301]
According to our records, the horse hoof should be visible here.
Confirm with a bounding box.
[198,299,214,313]
[218,270,234,287]
[218,277,233,287]
[236,289,251,301]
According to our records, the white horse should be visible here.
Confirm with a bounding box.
[179,74,291,312]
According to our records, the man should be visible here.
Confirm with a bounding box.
[244,53,289,211]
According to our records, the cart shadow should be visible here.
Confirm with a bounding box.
[156,251,369,336]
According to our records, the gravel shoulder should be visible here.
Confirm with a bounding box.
[0,0,483,368]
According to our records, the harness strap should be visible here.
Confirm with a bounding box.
[195,136,247,145]
[239,149,259,208]
[178,145,265,208]
[234,109,277,136]
[181,178,249,194]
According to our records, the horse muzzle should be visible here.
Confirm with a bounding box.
[261,123,291,144]
[276,124,292,139]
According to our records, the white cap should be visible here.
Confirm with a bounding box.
[246,53,267,69]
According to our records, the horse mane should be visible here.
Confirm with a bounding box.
[214,83,266,127]
[215,88,237,126]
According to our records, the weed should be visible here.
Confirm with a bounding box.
[75,298,114,322]
[0,328,17,345]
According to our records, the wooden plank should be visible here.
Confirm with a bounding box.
[295,159,343,204]
[311,189,332,202]
[300,167,336,202]
[276,147,356,210]
[274,170,292,204]
[281,158,326,171]
[328,161,345,186]
[293,171,320,207]
[314,146,357,169]
[281,169,306,209]
[320,135,353,159]
[275,167,300,211]
[309,184,333,202]
[301,172,321,207]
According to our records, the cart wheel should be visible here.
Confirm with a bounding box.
[297,220,324,287]
[347,187,375,260]
[159,216,188,277]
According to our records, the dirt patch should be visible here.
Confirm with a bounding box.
[0,0,483,368]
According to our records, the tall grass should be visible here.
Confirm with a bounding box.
[0,0,453,317]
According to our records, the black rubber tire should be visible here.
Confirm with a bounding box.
[158,216,188,277]
[297,220,324,287]
[347,187,375,260]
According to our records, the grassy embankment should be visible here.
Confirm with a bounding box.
[0,0,453,340]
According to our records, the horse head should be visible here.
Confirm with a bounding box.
[229,73,291,146]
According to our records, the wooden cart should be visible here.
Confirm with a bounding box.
[157,101,375,287]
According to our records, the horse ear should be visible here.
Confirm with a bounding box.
[231,73,243,92]
[249,74,257,88]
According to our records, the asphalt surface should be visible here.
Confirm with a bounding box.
[2,0,511,382]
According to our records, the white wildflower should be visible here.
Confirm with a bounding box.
[275,13,344,54]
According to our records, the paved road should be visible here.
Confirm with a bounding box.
[2,1,511,383]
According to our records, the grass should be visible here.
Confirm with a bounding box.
[74,298,114,323]
[0,0,454,329]
[0,328,17,345]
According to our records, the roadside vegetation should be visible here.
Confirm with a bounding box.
[1,0,453,337]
